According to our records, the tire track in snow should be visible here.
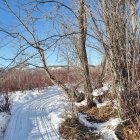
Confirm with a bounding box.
[4,87,64,140]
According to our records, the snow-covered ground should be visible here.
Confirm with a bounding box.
[0,84,120,140]
[1,86,67,140]
[0,88,50,140]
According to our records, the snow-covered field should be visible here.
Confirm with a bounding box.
[0,86,67,140]
[0,85,120,140]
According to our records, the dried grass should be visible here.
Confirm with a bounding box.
[59,117,101,140]
[78,105,117,122]
[115,120,139,140]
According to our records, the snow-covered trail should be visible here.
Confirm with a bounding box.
[4,87,65,140]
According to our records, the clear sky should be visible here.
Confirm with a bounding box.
[0,0,101,67]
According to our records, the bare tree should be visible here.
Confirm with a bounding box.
[77,0,95,107]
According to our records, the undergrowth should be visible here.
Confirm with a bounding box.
[59,117,101,140]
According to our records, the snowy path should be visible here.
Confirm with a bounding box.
[4,87,65,140]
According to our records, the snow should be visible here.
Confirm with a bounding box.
[78,113,120,140]
[3,86,67,140]
[0,113,10,140]
[0,87,48,140]
[9,88,46,113]
[92,84,109,97]
[0,84,120,140]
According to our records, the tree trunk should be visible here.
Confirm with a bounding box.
[78,0,96,107]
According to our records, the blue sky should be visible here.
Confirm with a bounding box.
[0,0,101,67]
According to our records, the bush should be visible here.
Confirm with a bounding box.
[0,66,101,92]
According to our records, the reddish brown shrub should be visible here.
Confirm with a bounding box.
[0,66,101,92]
